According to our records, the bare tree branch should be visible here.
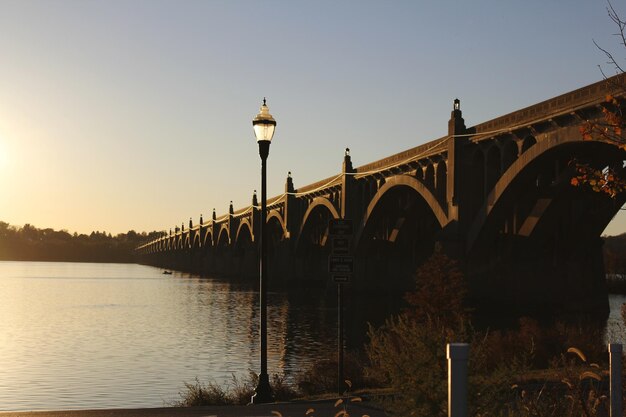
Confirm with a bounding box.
[607,0,626,49]
[594,39,625,74]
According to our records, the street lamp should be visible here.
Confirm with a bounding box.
[251,98,276,404]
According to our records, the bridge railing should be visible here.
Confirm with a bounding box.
[294,174,343,195]
[473,73,626,139]
[355,135,449,176]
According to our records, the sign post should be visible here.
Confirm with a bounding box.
[328,218,353,394]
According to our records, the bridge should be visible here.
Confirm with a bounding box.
[138,74,626,317]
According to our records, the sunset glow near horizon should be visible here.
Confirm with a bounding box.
[1,1,626,236]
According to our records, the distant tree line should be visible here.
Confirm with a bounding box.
[0,221,163,263]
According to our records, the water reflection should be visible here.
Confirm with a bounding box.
[0,262,338,411]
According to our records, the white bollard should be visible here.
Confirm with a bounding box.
[609,343,622,417]
[447,343,469,417]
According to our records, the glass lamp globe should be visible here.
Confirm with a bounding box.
[252,98,276,142]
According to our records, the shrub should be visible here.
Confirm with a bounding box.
[404,250,468,326]
[270,373,300,401]
[296,352,375,396]
[502,348,609,417]
[228,372,257,405]
[366,251,530,416]
[174,377,230,407]
[174,372,299,406]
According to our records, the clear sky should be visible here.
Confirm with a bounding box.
[0,0,625,236]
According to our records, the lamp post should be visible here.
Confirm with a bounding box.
[251,98,276,404]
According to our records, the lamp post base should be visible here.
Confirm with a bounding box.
[251,373,273,404]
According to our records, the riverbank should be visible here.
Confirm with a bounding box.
[0,398,388,417]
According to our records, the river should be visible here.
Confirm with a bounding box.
[0,261,624,411]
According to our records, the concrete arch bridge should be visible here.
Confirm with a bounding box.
[138,75,626,318]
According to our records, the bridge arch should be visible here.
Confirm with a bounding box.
[354,174,448,289]
[291,197,339,281]
[295,197,340,255]
[267,210,287,240]
[216,225,230,248]
[235,219,254,247]
[355,175,447,250]
[202,228,213,248]
[465,136,625,316]
[192,232,201,249]
[467,137,626,254]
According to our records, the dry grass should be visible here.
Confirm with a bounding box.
[172,372,298,406]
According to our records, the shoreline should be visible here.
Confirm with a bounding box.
[0,399,388,417]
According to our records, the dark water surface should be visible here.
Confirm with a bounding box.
[0,261,624,411]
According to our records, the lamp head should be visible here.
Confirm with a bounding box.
[253,98,276,143]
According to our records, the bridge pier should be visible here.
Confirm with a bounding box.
[466,233,609,320]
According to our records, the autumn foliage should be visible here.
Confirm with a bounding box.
[572,94,626,197]
[403,250,467,326]
[579,94,626,148]
[570,162,626,197]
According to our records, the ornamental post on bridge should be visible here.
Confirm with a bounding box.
[341,148,357,220]
[227,201,235,245]
[188,217,193,248]
[446,98,467,227]
[283,172,296,240]
[211,208,218,247]
[198,214,203,248]
[439,98,469,259]
[252,190,260,244]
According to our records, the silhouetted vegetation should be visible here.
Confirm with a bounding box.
[0,221,161,263]
[295,352,375,396]
[172,372,297,407]
[363,251,616,416]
